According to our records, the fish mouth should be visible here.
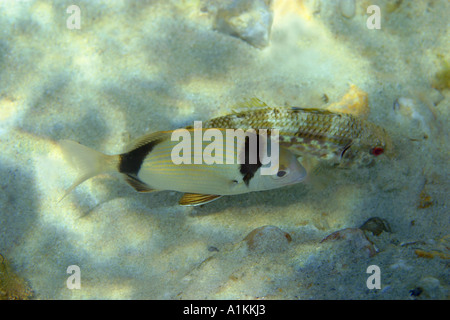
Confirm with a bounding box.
[371,126,395,159]
[291,164,307,184]
[383,134,396,159]
[296,172,308,183]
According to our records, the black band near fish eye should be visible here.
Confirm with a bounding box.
[340,142,352,159]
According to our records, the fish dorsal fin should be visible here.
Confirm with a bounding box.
[124,130,171,153]
[231,97,268,113]
[123,174,155,193]
[291,106,336,115]
[179,193,222,206]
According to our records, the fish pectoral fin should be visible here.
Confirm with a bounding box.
[124,175,155,193]
[179,193,222,206]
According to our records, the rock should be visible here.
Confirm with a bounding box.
[0,254,33,300]
[393,97,428,129]
[392,96,434,140]
[327,85,369,119]
[212,0,273,48]
[359,217,391,236]
[244,225,292,253]
[410,277,446,299]
[409,287,423,297]
[432,60,450,91]
[339,0,356,19]
[417,187,433,209]
[411,234,450,260]
[321,228,378,257]
[393,97,417,118]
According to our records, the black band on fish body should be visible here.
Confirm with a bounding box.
[119,139,162,175]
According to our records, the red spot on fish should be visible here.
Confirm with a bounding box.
[371,147,384,156]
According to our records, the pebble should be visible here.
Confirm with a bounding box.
[417,187,433,209]
[393,97,427,126]
[409,287,423,297]
[321,228,378,257]
[393,97,417,118]
[339,0,356,19]
[212,0,273,48]
[359,217,391,236]
[0,253,33,300]
[244,225,292,254]
[327,85,369,119]
[393,97,431,137]
[412,277,445,299]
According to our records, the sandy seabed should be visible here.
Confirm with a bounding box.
[0,0,448,299]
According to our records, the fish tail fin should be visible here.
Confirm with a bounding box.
[58,140,120,201]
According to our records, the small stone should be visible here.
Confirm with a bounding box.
[432,60,450,91]
[327,85,369,119]
[321,228,378,257]
[409,287,423,297]
[0,253,33,300]
[392,97,433,139]
[393,97,416,118]
[412,277,445,299]
[213,0,273,48]
[418,189,433,209]
[360,217,392,236]
[414,249,449,259]
[339,0,356,19]
[244,225,292,253]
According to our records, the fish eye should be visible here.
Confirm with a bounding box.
[276,170,287,178]
[370,147,384,156]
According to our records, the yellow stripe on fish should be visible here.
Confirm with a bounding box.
[59,128,307,206]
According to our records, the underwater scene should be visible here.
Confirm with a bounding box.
[0,0,448,301]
